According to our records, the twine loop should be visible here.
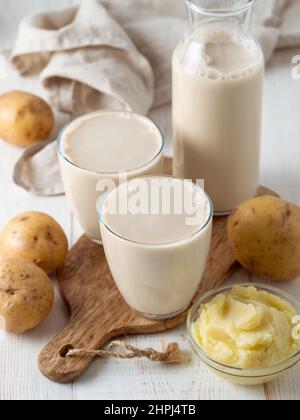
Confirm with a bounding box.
[66,340,188,364]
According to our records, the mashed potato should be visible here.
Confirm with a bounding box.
[192,286,299,369]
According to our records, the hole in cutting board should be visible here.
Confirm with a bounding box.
[59,344,74,358]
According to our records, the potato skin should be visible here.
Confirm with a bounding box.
[0,212,68,274]
[228,196,300,282]
[0,258,54,333]
[0,91,54,147]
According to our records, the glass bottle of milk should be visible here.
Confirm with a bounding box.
[173,0,264,214]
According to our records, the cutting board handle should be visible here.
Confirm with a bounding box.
[39,318,119,383]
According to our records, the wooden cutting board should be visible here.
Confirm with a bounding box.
[38,158,274,383]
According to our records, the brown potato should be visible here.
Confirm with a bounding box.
[0,212,68,274]
[228,196,300,282]
[0,91,54,147]
[0,258,54,333]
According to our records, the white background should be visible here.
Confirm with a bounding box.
[0,0,299,400]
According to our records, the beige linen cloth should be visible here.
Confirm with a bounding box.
[11,0,300,196]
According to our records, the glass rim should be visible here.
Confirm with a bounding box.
[185,0,254,17]
[187,283,300,377]
[98,175,214,248]
[56,110,165,176]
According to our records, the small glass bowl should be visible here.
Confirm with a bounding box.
[187,283,300,386]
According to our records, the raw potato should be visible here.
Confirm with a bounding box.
[0,258,54,333]
[0,91,54,147]
[228,196,300,281]
[0,212,68,274]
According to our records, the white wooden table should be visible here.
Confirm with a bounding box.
[0,1,300,401]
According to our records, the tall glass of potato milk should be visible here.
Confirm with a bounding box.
[173,0,264,214]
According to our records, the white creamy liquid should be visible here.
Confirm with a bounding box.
[58,111,164,241]
[173,28,264,213]
[100,177,213,318]
[61,112,163,173]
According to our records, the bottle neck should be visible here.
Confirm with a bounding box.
[186,0,254,35]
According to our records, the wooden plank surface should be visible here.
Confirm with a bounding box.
[0,0,299,400]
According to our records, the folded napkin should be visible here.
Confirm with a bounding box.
[11,0,300,196]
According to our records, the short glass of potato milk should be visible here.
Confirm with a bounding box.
[98,176,213,320]
[57,111,165,243]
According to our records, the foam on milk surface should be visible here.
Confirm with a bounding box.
[61,112,162,173]
[179,27,261,80]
